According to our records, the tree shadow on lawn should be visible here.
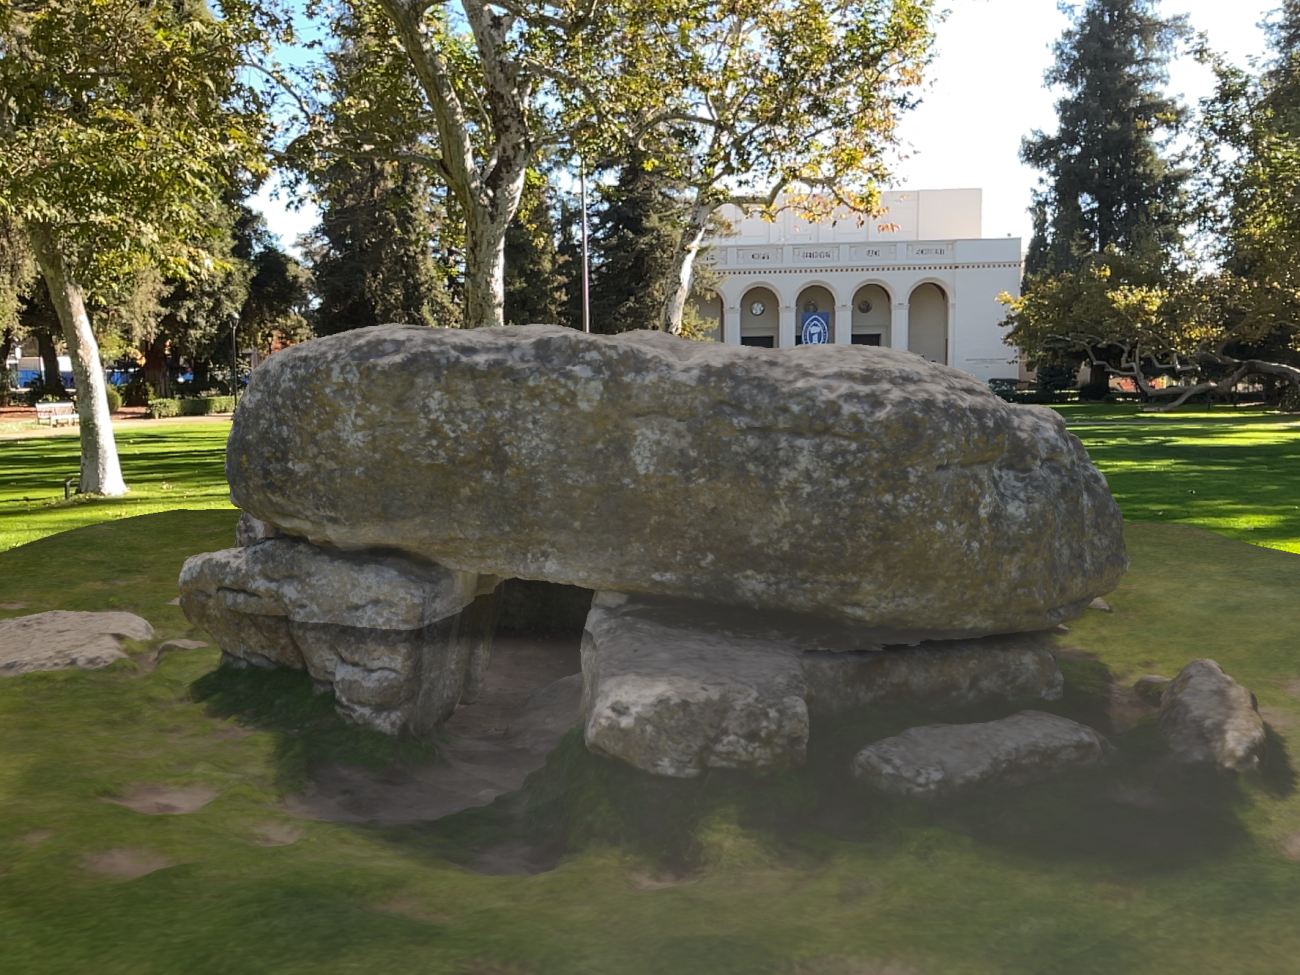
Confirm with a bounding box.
[511,656,1290,880]
[190,664,440,793]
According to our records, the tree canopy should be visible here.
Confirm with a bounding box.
[0,0,280,493]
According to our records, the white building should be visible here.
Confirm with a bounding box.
[690,188,1023,384]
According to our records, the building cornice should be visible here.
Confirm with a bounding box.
[720,262,1023,275]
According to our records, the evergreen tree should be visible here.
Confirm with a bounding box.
[503,175,569,327]
[588,162,682,334]
[1022,0,1191,276]
[308,157,458,335]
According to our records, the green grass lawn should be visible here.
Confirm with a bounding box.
[0,422,237,552]
[0,512,1298,974]
[1,407,1298,973]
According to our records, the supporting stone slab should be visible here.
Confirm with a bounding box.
[180,538,501,739]
[851,710,1114,799]
[580,594,1065,777]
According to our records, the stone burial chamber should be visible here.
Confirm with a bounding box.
[178,324,1129,790]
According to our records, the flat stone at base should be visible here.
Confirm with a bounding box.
[582,595,809,778]
[580,594,1065,778]
[0,611,155,675]
[851,710,1114,799]
[802,634,1063,713]
[1157,659,1266,772]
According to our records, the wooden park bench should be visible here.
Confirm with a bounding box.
[35,401,78,427]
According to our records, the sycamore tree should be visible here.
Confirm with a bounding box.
[0,0,278,494]
[1004,3,1300,412]
[286,0,670,329]
[1000,253,1300,411]
[623,0,937,333]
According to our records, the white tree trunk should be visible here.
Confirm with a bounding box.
[658,194,716,334]
[29,223,128,496]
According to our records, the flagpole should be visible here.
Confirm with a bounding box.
[580,157,590,333]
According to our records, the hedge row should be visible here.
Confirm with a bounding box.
[147,395,236,419]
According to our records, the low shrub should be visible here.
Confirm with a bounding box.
[146,397,180,418]
[179,395,236,415]
[104,386,122,413]
[146,395,235,419]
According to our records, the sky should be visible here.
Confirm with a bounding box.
[251,0,1282,253]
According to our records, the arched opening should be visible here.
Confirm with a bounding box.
[795,285,835,345]
[740,287,779,347]
[908,283,947,364]
[851,284,890,346]
[686,292,723,341]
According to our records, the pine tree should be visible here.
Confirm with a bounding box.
[503,175,569,327]
[588,161,682,334]
[1022,0,1190,275]
[308,157,458,335]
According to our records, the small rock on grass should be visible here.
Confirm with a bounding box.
[0,611,155,676]
[1157,658,1266,772]
[851,710,1114,800]
[1133,675,1172,704]
[1088,597,1113,612]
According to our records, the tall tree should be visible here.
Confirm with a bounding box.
[301,0,654,329]
[1022,0,1191,276]
[0,0,275,494]
[588,159,682,334]
[503,173,568,327]
[308,158,458,333]
[619,0,938,333]
[298,16,460,334]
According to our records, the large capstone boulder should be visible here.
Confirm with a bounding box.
[580,593,1064,778]
[179,538,501,738]
[851,710,1114,799]
[1157,659,1267,772]
[226,324,1126,640]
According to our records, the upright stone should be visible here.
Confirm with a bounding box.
[226,324,1127,639]
[580,593,1064,778]
[179,538,500,738]
[1157,659,1267,772]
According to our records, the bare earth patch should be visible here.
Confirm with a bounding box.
[106,784,219,815]
[83,848,175,880]
[1105,684,1160,729]
[374,897,453,925]
[1284,679,1300,698]
[253,823,306,847]
[0,602,29,610]
[22,829,54,844]
[1282,833,1300,862]
[629,870,696,890]
[211,725,254,742]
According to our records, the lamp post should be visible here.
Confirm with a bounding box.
[579,157,590,333]
[230,314,240,409]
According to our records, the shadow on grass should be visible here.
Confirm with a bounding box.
[517,660,1260,878]
[190,664,439,792]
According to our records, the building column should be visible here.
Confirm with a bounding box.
[834,303,852,344]
[891,301,910,351]
[723,304,741,345]
[779,300,797,348]
[946,299,957,365]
